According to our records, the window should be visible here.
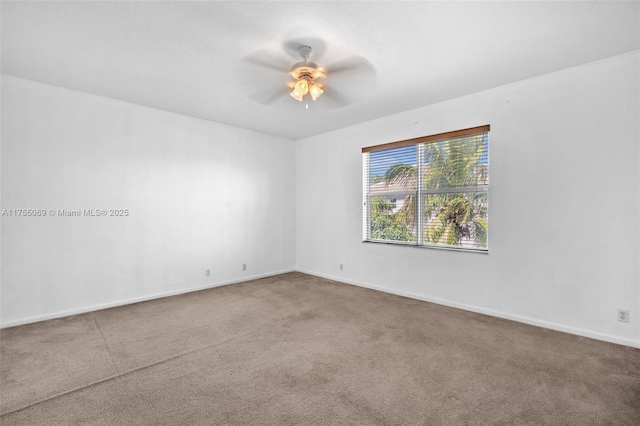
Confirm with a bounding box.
[362,125,489,251]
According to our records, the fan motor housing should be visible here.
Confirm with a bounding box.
[290,61,326,80]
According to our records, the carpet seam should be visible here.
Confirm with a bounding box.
[0,298,327,418]
[90,311,120,375]
[0,332,254,417]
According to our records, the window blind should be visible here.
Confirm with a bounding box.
[362,125,490,251]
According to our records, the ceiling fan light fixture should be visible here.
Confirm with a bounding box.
[253,44,344,106]
[289,89,304,102]
[295,79,309,95]
[309,83,324,100]
[290,79,309,101]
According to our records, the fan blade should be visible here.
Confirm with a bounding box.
[321,55,376,107]
[321,87,349,108]
[241,51,290,74]
[249,86,289,105]
[325,56,374,76]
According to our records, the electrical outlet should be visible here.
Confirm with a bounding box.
[205,269,211,277]
[242,263,247,271]
[339,264,343,271]
[617,310,629,323]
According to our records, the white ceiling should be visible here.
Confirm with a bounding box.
[2,1,639,140]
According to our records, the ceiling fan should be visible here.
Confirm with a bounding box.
[288,45,326,105]
[243,41,375,109]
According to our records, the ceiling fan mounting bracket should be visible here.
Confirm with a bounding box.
[297,45,313,61]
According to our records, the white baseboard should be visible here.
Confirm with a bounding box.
[0,269,295,329]
[5,267,638,349]
[295,268,640,349]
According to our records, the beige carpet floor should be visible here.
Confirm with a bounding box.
[1,272,639,425]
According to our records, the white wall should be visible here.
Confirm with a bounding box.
[296,51,640,348]
[1,75,296,326]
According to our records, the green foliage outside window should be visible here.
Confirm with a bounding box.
[369,198,415,242]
